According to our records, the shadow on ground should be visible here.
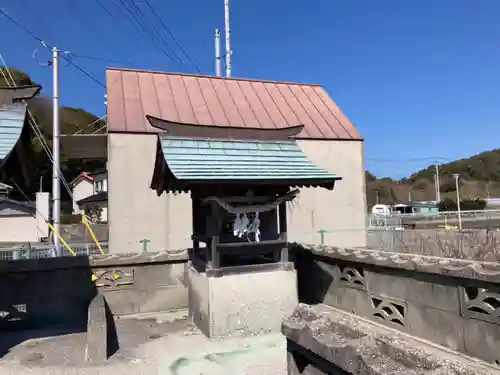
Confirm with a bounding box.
[0,255,97,364]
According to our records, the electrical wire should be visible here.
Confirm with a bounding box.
[0,54,74,200]
[19,0,54,43]
[67,53,127,65]
[0,8,105,87]
[366,157,450,164]
[114,0,184,70]
[73,115,107,135]
[127,0,185,69]
[142,0,201,72]
[0,7,43,42]
[63,0,132,66]
[61,54,105,87]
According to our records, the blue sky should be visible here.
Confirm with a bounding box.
[1,0,499,178]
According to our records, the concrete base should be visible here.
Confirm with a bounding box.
[187,262,298,338]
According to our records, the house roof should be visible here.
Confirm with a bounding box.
[0,85,41,105]
[105,68,361,140]
[69,172,95,187]
[150,122,341,194]
[0,85,41,177]
[78,191,107,204]
[0,182,13,190]
[0,197,35,216]
[0,103,27,169]
[153,135,340,192]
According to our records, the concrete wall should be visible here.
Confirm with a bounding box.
[0,216,37,243]
[108,133,367,254]
[35,192,49,239]
[187,263,298,338]
[292,243,500,366]
[0,250,189,332]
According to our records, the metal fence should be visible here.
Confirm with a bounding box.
[366,228,500,261]
[367,210,500,231]
[0,242,109,261]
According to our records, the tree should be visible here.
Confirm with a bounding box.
[0,67,36,87]
[85,204,103,223]
[367,148,500,205]
[1,67,106,206]
[438,198,486,212]
[365,171,377,182]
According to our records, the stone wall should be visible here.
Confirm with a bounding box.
[290,243,500,372]
[0,249,189,332]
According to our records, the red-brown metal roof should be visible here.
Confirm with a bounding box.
[105,68,361,140]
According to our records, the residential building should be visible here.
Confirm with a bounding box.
[105,68,367,253]
[70,169,108,223]
[70,172,95,214]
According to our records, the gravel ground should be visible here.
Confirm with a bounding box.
[0,310,287,375]
[134,329,287,375]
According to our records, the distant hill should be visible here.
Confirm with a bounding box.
[0,68,106,200]
[366,149,500,208]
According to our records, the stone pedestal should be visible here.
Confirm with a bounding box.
[187,262,298,338]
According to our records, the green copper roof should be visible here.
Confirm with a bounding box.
[158,135,340,183]
[0,103,27,168]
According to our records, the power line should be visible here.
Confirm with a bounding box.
[62,54,105,87]
[63,0,132,66]
[142,0,201,72]
[64,53,127,65]
[93,0,141,45]
[0,54,74,200]
[366,157,450,164]
[0,8,105,87]
[0,8,43,42]
[127,0,181,62]
[19,0,54,42]
[116,0,185,70]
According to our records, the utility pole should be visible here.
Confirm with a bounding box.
[52,47,61,256]
[454,174,462,230]
[224,0,232,77]
[214,29,221,76]
[435,164,441,202]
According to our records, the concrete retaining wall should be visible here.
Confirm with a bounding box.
[0,249,189,332]
[291,243,500,369]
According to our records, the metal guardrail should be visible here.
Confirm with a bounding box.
[383,209,500,219]
[0,242,109,261]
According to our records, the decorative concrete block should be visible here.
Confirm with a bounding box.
[463,317,500,365]
[406,302,465,352]
[324,286,372,317]
[102,288,140,316]
[138,284,188,314]
[282,303,497,375]
[365,270,460,313]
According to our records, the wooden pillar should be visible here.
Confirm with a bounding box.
[191,193,201,266]
[210,235,220,270]
[207,201,221,271]
[278,202,289,263]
